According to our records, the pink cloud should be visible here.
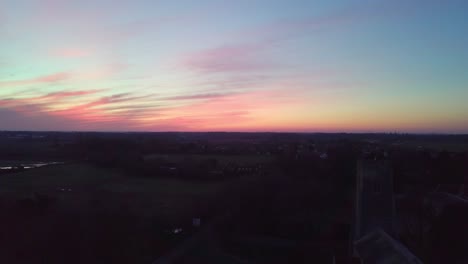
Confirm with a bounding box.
[35,72,70,82]
[0,106,78,131]
[54,94,130,115]
[0,90,103,111]
[179,6,359,74]
[0,104,142,131]
[164,93,233,101]
[0,90,156,131]
[49,93,157,121]
[36,89,104,100]
[143,88,309,131]
[0,64,126,89]
[0,89,103,113]
[0,83,370,132]
[180,0,422,77]
[150,110,252,131]
[0,72,70,87]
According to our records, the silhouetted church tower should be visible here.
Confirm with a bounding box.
[354,160,395,240]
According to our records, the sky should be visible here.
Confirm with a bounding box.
[1,0,467,133]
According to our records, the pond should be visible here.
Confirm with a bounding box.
[0,161,64,172]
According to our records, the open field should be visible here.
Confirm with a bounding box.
[0,162,241,219]
[144,154,274,165]
[0,163,248,263]
[0,163,122,194]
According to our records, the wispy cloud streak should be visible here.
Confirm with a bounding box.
[0,72,70,87]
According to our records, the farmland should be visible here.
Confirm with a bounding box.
[0,163,251,263]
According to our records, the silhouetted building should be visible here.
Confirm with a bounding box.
[354,160,396,240]
[355,229,423,264]
[352,160,425,263]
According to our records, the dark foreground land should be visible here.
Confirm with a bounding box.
[0,132,467,263]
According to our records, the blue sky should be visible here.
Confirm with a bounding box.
[1,0,467,132]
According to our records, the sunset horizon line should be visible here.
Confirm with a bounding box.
[2,130,467,136]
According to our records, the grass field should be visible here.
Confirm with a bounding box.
[144,153,274,165]
[0,162,248,263]
[0,163,122,195]
[0,162,237,216]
